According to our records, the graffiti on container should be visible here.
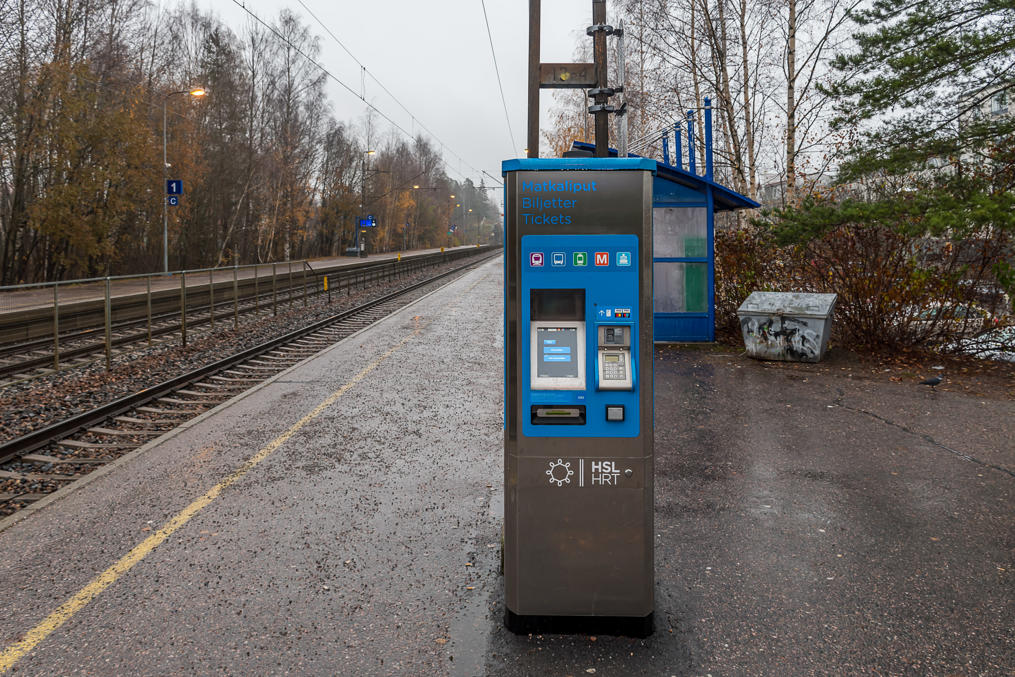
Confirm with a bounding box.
[741,315,821,361]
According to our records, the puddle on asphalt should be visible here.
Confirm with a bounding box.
[488,488,503,519]
[447,488,503,677]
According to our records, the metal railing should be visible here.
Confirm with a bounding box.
[0,246,497,373]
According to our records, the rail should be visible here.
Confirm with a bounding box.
[0,246,498,374]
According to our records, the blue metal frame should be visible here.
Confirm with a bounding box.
[651,193,715,342]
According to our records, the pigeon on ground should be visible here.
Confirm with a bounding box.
[920,375,943,388]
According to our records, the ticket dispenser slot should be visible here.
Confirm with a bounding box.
[597,324,634,390]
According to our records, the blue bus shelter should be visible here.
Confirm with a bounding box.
[571,102,758,341]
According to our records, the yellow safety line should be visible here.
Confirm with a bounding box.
[0,329,421,673]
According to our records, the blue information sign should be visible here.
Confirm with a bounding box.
[166,180,183,195]
[167,196,179,206]
[358,215,377,228]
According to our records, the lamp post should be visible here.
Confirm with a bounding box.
[356,149,375,257]
[162,87,206,273]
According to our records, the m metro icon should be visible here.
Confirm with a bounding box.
[594,252,610,266]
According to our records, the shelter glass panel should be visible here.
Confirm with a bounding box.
[653,207,707,258]
[653,262,708,313]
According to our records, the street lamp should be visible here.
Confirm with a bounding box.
[356,149,376,257]
[162,87,206,273]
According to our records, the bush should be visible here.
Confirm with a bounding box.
[715,217,1013,353]
[714,224,785,342]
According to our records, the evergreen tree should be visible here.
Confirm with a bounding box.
[769,0,1015,300]
[824,0,1015,181]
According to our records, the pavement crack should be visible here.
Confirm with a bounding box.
[832,389,1015,479]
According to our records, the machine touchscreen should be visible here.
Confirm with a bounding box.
[536,327,579,378]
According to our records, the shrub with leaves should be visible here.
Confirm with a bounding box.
[714,224,788,342]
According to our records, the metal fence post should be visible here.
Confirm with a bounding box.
[181,271,188,347]
[272,263,277,316]
[209,269,215,330]
[233,264,239,329]
[254,264,260,314]
[302,263,308,306]
[52,283,59,370]
[288,261,293,308]
[146,275,152,345]
[104,277,112,371]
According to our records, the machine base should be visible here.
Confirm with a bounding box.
[504,609,653,638]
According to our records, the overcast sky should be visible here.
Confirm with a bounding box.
[199,0,598,195]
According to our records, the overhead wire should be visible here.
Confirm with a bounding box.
[480,0,518,156]
[266,0,502,187]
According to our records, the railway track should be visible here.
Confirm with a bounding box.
[0,251,499,518]
[0,249,490,385]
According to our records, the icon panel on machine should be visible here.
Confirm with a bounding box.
[528,251,636,270]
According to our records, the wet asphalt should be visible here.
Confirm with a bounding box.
[0,256,1011,676]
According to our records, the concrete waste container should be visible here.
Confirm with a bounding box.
[737,291,837,362]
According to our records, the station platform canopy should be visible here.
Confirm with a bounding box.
[566,140,759,342]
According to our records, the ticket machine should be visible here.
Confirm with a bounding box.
[502,158,655,636]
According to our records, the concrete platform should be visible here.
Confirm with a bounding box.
[0,255,1012,675]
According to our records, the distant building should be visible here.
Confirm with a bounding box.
[961,85,1013,125]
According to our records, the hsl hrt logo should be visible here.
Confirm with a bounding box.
[591,460,620,485]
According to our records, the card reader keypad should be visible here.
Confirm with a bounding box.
[603,353,626,380]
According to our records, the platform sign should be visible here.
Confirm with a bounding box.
[538,63,596,89]
[166,180,183,195]
[167,195,179,206]
[358,215,377,228]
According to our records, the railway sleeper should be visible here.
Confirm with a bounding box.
[157,397,219,406]
[22,453,108,465]
[135,406,199,416]
[86,427,162,436]
[223,369,265,377]
[190,382,243,390]
[58,439,133,450]
[0,493,49,503]
[115,415,178,426]
[0,469,77,481]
